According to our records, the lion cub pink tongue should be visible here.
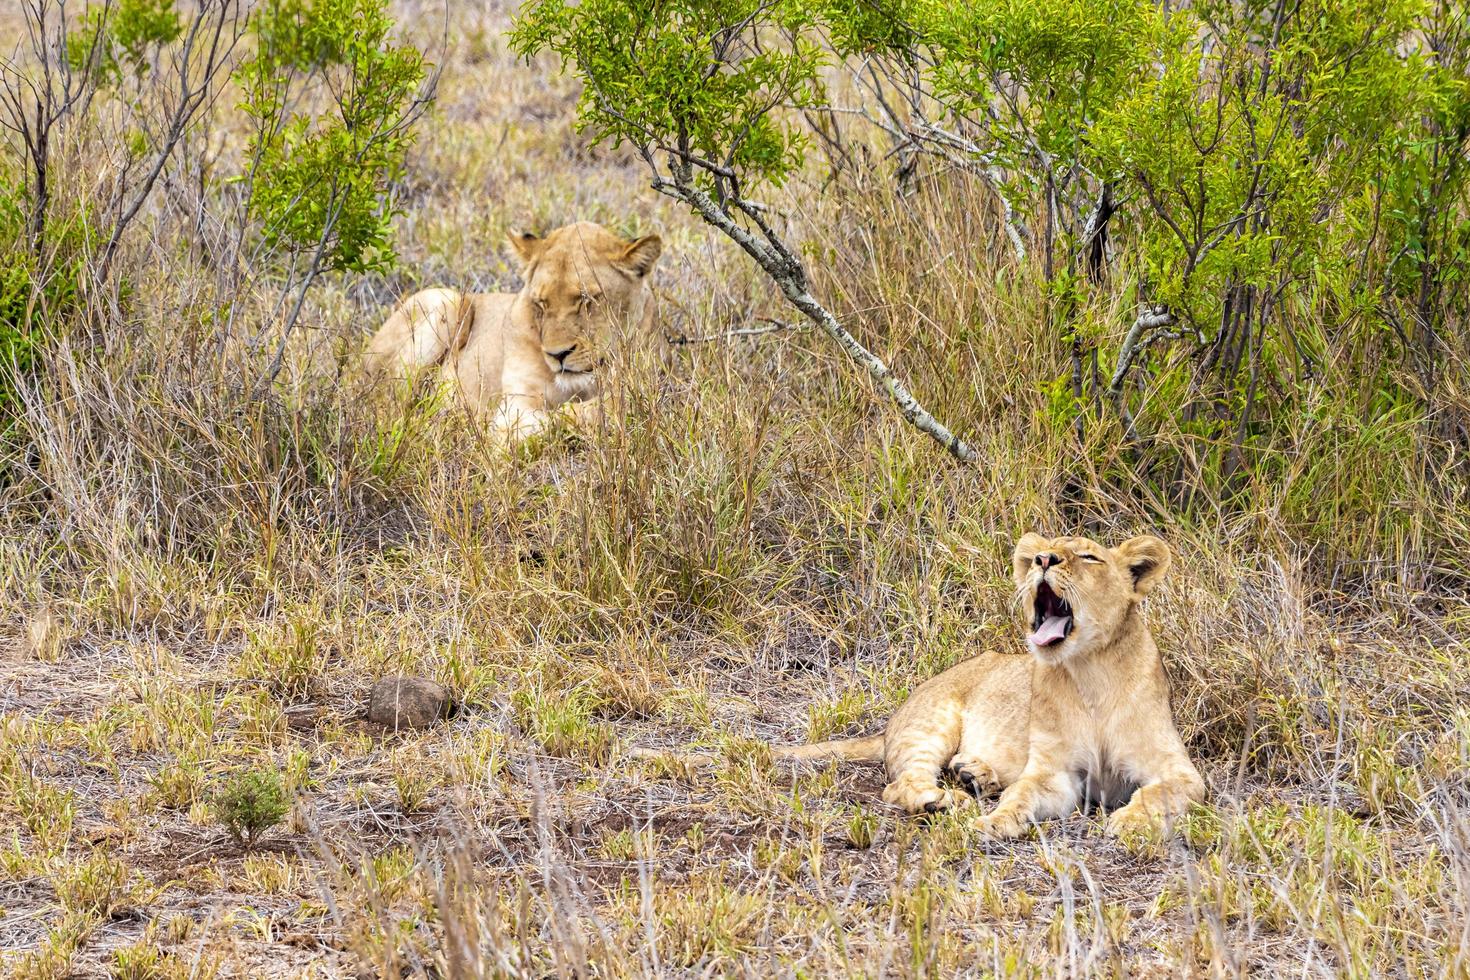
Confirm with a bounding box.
[1029,615,1071,648]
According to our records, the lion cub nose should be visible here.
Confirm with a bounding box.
[548,345,576,365]
[1035,552,1061,570]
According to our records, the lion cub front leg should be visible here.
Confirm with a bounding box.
[1106,766,1205,838]
[977,768,1080,839]
[559,397,602,430]
[946,754,1002,798]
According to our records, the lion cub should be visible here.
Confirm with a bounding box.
[777,533,1204,838]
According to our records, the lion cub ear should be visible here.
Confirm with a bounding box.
[1012,532,1049,584]
[1113,535,1171,596]
[619,234,663,278]
[509,231,543,266]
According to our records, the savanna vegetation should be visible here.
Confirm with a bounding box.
[0,0,1467,974]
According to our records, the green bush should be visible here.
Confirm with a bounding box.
[0,193,41,422]
[66,0,183,85]
[214,769,289,849]
[0,179,92,437]
[236,0,429,275]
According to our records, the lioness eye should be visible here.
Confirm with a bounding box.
[1079,554,1104,563]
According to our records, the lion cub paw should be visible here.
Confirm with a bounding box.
[882,779,966,815]
[947,756,1002,798]
[1105,802,1163,843]
[976,809,1030,839]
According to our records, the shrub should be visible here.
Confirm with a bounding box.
[0,178,90,440]
[237,0,431,276]
[232,0,435,390]
[213,769,289,849]
[66,0,183,85]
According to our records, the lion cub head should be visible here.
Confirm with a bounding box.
[510,221,663,405]
[1011,532,1171,662]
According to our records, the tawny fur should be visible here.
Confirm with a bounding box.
[362,221,662,439]
[772,734,885,763]
[776,533,1205,838]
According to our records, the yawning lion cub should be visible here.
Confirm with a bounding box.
[777,533,1204,838]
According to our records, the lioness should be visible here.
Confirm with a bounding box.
[363,221,663,437]
[775,533,1204,838]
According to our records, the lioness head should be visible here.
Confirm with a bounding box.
[510,221,663,404]
[1011,532,1171,662]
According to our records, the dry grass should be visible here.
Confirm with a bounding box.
[1,1,1468,976]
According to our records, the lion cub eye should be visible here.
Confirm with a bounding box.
[1079,554,1104,564]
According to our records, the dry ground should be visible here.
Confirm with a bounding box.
[2,1,1469,977]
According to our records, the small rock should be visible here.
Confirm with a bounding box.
[284,705,325,731]
[366,676,450,730]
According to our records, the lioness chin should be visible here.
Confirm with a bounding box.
[773,532,1204,838]
[362,221,663,439]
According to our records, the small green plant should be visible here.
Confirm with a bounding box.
[15,774,77,853]
[238,852,299,895]
[655,870,767,967]
[845,807,879,850]
[108,941,169,980]
[390,749,436,814]
[53,851,135,919]
[145,760,207,810]
[7,912,88,979]
[214,768,289,849]
[598,826,658,862]
[512,685,615,763]
[361,845,417,905]
[236,613,327,701]
[806,687,871,741]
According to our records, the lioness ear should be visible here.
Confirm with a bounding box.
[1012,532,1049,584]
[619,234,663,278]
[1114,535,1171,596]
[509,231,543,266]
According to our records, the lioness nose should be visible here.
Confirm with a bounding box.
[549,345,576,365]
[1035,552,1061,570]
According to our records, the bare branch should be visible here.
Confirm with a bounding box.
[651,168,977,463]
[665,318,804,345]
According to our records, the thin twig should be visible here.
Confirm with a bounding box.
[665,318,804,345]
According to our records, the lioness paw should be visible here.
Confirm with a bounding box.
[1105,803,1163,843]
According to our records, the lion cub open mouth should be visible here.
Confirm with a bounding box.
[1029,580,1073,648]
